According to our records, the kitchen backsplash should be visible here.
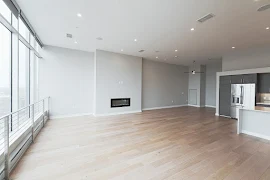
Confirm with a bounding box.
[257,93,270,103]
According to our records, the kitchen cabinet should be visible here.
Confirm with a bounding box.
[242,74,257,84]
[231,74,257,84]
[220,76,231,85]
[231,75,242,84]
[258,73,270,93]
[219,76,231,117]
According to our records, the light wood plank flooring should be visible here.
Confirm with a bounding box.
[11,107,270,180]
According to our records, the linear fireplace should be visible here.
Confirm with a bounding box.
[111,98,131,108]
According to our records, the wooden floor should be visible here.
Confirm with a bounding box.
[11,107,270,180]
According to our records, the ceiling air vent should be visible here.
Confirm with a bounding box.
[197,13,215,23]
[257,4,270,12]
[66,33,73,38]
[139,50,145,53]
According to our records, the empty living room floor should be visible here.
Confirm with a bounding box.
[11,107,270,180]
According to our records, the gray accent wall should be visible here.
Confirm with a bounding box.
[188,65,205,106]
[222,45,270,71]
[200,65,206,107]
[94,50,142,115]
[142,59,188,109]
[39,46,95,117]
[205,61,222,107]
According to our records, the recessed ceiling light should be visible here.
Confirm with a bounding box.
[175,50,178,52]
[232,47,235,49]
[121,49,123,51]
[191,28,195,31]
[175,56,178,58]
[74,41,78,44]
[134,39,137,42]
[156,57,158,59]
[77,13,82,17]
[266,27,270,30]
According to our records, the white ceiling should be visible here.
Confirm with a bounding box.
[16,0,270,65]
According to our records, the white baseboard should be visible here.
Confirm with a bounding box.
[142,104,187,111]
[219,115,231,119]
[241,130,270,141]
[205,105,216,108]
[215,113,219,116]
[94,110,142,117]
[188,104,201,108]
[50,113,93,119]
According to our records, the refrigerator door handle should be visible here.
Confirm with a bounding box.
[241,86,245,105]
[240,86,244,105]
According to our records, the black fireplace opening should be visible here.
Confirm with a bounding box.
[111,98,131,108]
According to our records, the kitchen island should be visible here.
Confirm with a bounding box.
[237,106,270,140]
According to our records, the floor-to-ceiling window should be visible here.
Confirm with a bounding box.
[0,0,11,23]
[18,41,30,109]
[0,22,11,117]
[0,0,42,118]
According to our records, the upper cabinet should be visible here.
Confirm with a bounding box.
[231,75,242,84]
[242,74,257,84]
[220,76,231,85]
[231,74,257,84]
[258,73,270,93]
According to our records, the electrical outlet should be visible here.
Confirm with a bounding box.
[172,100,174,103]
[182,92,184,95]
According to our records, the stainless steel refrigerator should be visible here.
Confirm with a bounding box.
[230,84,256,119]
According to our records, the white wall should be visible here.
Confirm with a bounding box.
[39,46,94,118]
[39,47,222,117]
[222,45,270,71]
[205,61,222,107]
[94,50,142,115]
[142,59,188,110]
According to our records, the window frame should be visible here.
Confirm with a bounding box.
[0,22,12,117]
[0,1,42,119]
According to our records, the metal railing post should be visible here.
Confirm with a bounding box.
[42,100,45,126]
[31,104,35,142]
[48,97,50,120]
[4,116,10,180]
